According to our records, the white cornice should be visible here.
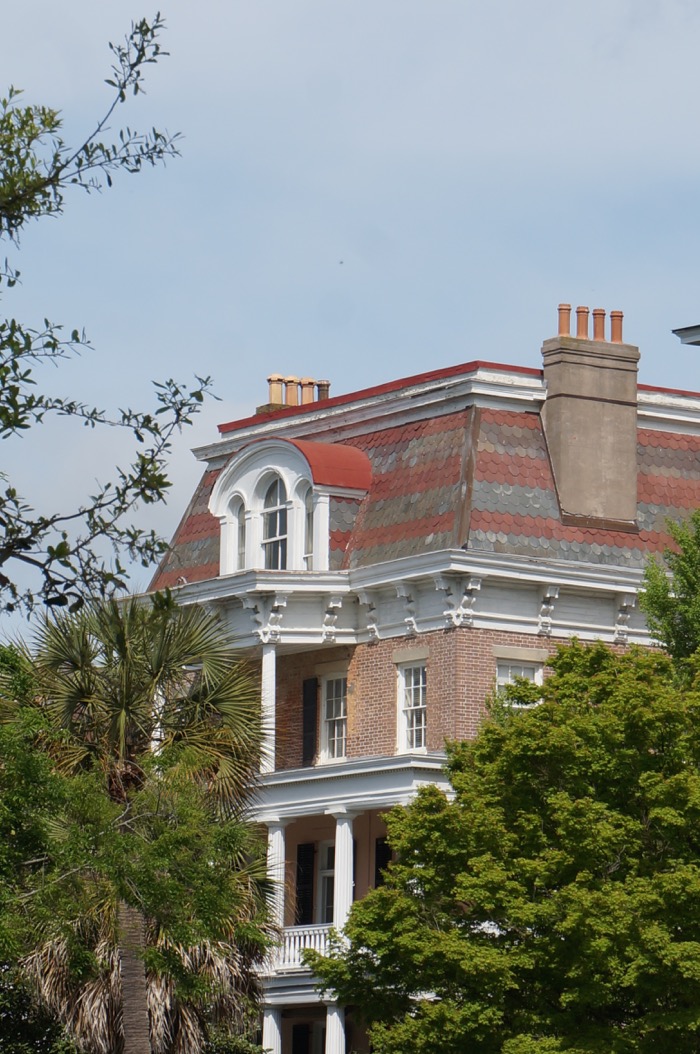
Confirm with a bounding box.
[192,367,547,463]
[192,372,700,464]
[252,752,450,820]
[167,549,651,649]
[349,547,646,595]
[637,388,700,433]
[173,548,645,608]
[174,568,352,606]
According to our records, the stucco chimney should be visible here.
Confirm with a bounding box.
[541,305,639,528]
[299,377,316,404]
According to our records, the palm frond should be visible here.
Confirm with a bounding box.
[23,921,269,1054]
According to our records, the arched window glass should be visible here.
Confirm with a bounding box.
[227,498,247,571]
[263,478,288,570]
[303,487,314,570]
[236,503,246,569]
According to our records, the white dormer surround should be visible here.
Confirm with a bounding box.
[209,437,371,579]
[209,439,330,574]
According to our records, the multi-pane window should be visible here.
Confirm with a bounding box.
[237,511,246,569]
[322,676,347,760]
[303,487,314,570]
[262,478,288,570]
[496,660,542,707]
[317,842,335,924]
[496,660,539,689]
[228,498,247,571]
[398,664,427,751]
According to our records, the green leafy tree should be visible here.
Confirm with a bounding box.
[640,509,700,669]
[0,14,211,614]
[0,644,77,1052]
[13,599,269,1054]
[310,641,700,1054]
[0,965,77,1054]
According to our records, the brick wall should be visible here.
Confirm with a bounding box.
[347,627,570,758]
[275,645,352,770]
[274,629,587,768]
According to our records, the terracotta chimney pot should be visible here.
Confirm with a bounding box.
[316,379,331,401]
[592,308,605,342]
[610,310,624,344]
[299,377,316,404]
[576,305,590,340]
[558,303,572,337]
[267,373,284,404]
[284,375,300,406]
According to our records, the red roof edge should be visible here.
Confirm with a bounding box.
[218,360,543,435]
[638,381,700,399]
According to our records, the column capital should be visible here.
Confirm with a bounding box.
[325,806,360,821]
[259,814,291,828]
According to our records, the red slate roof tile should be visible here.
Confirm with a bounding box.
[153,563,220,591]
[151,395,700,589]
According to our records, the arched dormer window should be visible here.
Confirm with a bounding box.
[208,437,371,576]
[262,477,288,570]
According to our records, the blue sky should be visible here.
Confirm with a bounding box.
[4,0,700,600]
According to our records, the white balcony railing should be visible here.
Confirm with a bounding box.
[264,923,332,973]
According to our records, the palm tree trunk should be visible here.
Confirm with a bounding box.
[118,901,151,1054]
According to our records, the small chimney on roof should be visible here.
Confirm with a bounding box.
[256,374,332,414]
[541,303,639,529]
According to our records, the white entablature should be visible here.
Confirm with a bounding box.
[170,548,650,650]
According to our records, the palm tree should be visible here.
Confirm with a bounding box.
[23,597,269,1054]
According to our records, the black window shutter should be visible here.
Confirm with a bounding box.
[292,1023,311,1054]
[353,838,357,901]
[295,842,315,925]
[374,836,392,888]
[302,677,318,767]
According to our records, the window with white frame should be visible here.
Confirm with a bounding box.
[303,486,314,570]
[227,497,246,571]
[495,655,544,708]
[317,841,335,924]
[262,477,288,570]
[209,441,335,575]
[321,675,347,761]
[397,663,427,752]
[496,660,541,690]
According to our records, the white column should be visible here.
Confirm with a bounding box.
[262,1006,282,1054]
[314,492,331,571]
[325,1002,345,1054]
[331,810,356,931]
[266,819,287,928]
[261,642,276,774]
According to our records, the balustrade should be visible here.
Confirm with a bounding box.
[264,923,331,973]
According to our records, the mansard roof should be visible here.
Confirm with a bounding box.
[149,358,700,592]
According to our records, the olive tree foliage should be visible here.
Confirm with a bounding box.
[640,509,700,671]
[0,14,211,615]
[310,642,700,1054]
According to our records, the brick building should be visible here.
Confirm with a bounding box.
[150,304,700,1054]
